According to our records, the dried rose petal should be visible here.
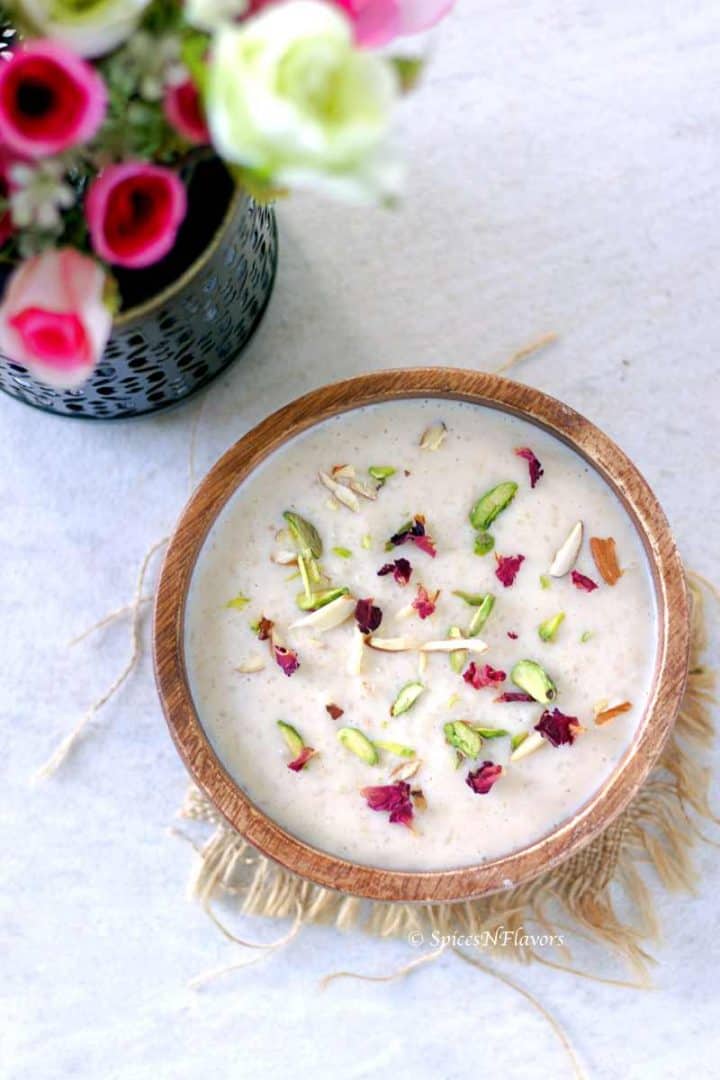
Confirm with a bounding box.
[388,515,437,558]
[274,644,300,676]
[494,691,534,703]
[535,707,582,746]
[255,616,274,641]
[495,554,525,588]
[412,584,439,619]
[466,762,503,795]
[571,570,598,593]
[507,631,519,640]
[377,557,413,585]
[463,662,507,689]
[288,746,316,772]
[355,597,383,635]
[515,447,544,488]
[326,703,344,720]
[360,781,414,828]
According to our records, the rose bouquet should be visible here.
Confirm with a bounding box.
[0,0,453,389]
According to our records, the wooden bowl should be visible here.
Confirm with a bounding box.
[153,369,690,902]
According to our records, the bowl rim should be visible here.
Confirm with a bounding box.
[153,368,690,902]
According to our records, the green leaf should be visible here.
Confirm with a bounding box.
[390,56,425,93]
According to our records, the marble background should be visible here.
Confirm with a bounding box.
[2,2,719,1077]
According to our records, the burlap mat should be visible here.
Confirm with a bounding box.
[178,573,717,979]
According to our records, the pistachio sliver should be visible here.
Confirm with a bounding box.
[368,465,396,485]
[469,481,518,531]
[510,731,546,761]
[580,630,593,644]
[331,546,353,559]
[226,595,250,612]
[539,574,551,590]
[290,593,355,631]
[549,521,583,577]
[510,659,557,703]
[474,532,495,556]
[296,586,349,612]
[375,739,416,758]
[277,721,305,757]
[468,594,495,637]
[448,626,467,674]
[453,590,489,606]
[337,726,378,765]
[390,680,425,716]
[283,511,322,558]
[510,731,528,751]
[474,727,510,739]
[443,720,482,759]
[538,612,565,643]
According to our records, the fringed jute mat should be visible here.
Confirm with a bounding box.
[177,574,717,983]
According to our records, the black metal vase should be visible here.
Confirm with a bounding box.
[0,159,278,419]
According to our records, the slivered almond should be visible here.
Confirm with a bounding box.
[595,701,632,726]
[236,656,265,674]
[549,521,583,577]
[348,478,378,500]
[367,636,418,652]
[510,731,546,761]
[420,421,448,450]
[347,625,365,675]
[417,650,428,676]
[290,594,355,631]
[331,464,355,481]
[420,637,488,653]
[319,471,360,512]
[590,536,623,585]
[391,758,423,782]
[271,549,297,565]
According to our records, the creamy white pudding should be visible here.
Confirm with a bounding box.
[185,399,657,872]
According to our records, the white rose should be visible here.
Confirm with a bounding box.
[185,0,249,33]
[207,0,403,204]
[15,0,152,58]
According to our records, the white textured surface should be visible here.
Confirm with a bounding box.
[2,3,719,1077]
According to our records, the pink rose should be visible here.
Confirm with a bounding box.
[86,162,187,269]
[248,0,454,46]
[0,40,107,159]
[163,78,210,145]
[0,248,112,388]
[336,0,455,45]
